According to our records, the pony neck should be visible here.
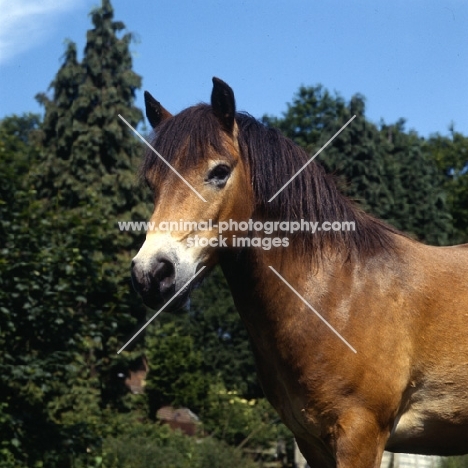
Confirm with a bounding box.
[219,245,341,324]
[218,231,401,337]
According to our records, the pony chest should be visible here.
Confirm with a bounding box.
[251,335,335,438]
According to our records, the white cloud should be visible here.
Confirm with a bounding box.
[0,0,87,65]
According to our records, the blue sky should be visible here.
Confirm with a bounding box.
[0,0,467,137]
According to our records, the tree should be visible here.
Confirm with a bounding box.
[376,120,453,245]
[145,321,208,416]
[33,0,150,406]
[424,129,468,244]
[35,0,144,220]
[0,114,105,466]
[263,85,453,245]
[0,0,150,464]
[0,114,41,466]
[263,85,346,152]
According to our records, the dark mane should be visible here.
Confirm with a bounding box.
[143,104,402,261]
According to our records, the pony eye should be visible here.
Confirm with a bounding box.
[206,164,231,187]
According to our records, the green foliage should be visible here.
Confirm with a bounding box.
[35,0,145,220]
[263,85,346,152]
[31,0,149,412]
[0,131,106,464]
[263,85,454,246]
[184,267,261,398]
[439,456,468,468]
[424,130,468,243]
[145,321,208,415]
[103,423,260,468]
[0,0,149,464]
[202,382,287,450]
[376,121,452,245]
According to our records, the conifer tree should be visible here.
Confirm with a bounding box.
[36,41,83,196]
[34,0,148,421]
[36,0,144,219]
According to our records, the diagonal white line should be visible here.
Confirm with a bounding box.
[268,115,356,203]
[268,266,357,353]
[118,114,207,202]
[117,266,206,354]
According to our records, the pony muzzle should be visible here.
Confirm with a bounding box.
[131,254,176,309]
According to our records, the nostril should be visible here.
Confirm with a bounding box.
[154,259,172,277]
[131,254,176,301]
[153,257,175,292]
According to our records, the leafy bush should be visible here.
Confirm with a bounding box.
[202,382,286,449]
[439,456,468,468]
[103,423,259,468]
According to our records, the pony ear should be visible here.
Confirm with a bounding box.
[144,91,172,128]
[211,77,236,134]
